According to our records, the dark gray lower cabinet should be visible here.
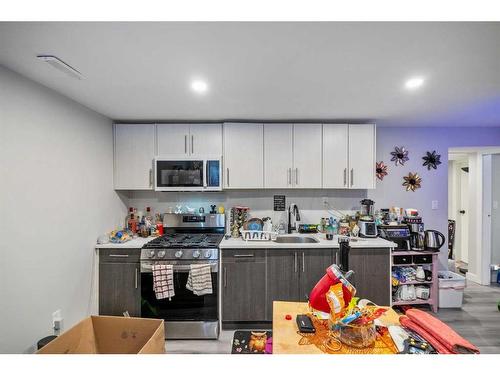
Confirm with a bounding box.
[99,261,141,317]
[222,249,266,322]
[298,249,335,302]
[348,248,391,306]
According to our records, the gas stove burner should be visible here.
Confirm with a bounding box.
[143,232,223,250]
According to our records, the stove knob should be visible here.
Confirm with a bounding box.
[193,250,201,259]
[148,250,155,258]
[157,250,166,258]
[204,250,212,258]
[175,250,183,258]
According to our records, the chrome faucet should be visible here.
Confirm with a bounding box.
[288,203,301,234]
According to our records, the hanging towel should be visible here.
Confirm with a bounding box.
[186,264,213,296]
[152,264,175,300]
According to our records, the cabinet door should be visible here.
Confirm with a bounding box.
[264,124,293,188]
[323,124,349,188]
[157,124,190,155]
[223,123,264,188]
[189,124,222,156]
[266,249,300,320]
[299,249,334,302]
[293,124,322,188]
[348,124,376,189]
[222,253,266,322]
[99,262,141,317]
[348,248,391,306]
[114,124,155,190]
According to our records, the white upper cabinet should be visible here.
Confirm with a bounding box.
[157,123,222,156]
[264,124,293,188]
[323,124,349,188]
[189,124,222,155]
[223,123,264,189]
[114,124,156,190]
[348,124,376,189]
[293,124,323,188]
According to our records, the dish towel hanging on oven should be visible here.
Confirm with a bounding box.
[186,264,213,296]
[152,264,175,300]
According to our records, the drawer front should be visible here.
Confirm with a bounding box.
[99,249,141,263]
[413,254,433,264]
[393,254,412,265]
[222,249,266,262]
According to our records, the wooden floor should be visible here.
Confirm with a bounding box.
[165,282,500,354]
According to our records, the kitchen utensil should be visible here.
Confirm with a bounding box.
[424,230,445,251]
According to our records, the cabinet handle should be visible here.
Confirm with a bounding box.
[226,168,230,187]
[302,252,305,273]
[295,168,299,185]
[191,135,194,154]
[294,252,298,273]
[184,135,188,154]
[343,168,347,186]
[135,268,138,289]
[109,254,129,258]
[350,168,354,187]
[335,251,339,265]
[288,168,291,185]
[149,168,153,187]
[233,254,254,258]
[224,267,227,288]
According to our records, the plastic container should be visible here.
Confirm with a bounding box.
[438,271,466,308]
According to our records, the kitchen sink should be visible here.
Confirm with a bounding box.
[273,236,319,244]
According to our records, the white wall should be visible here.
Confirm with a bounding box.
[0,65,127,353]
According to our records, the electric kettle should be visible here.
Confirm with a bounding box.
[424,230,445,251]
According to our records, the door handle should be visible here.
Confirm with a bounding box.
[459,210,466,214]
[135,267,138,289]
[191,135,194,154]
[350,168,354,187]
[344,168,347,186]
[302,252,305,273]
[295,168,299,185]
[294,252,298,273]
[184,135,188,154]
[224,267,227,288]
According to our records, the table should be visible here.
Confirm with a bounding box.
[272,301,401,354]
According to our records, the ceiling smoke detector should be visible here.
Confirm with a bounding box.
[37,55,83,80]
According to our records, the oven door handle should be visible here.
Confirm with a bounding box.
[141,262,218,273]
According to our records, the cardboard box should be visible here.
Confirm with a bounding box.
[37,315,165,354]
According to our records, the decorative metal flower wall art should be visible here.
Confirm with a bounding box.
[375,161,388,180]
[390,146,409,166]
[422,150,442,170]
[402,172,422,192]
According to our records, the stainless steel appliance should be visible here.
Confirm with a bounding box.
[377,225,411,251]
[360,199,375,217]
[424,230,445,252]
[154,156,222,191]
[359,199,378,238]
[404,216,425,251]
[140,213,224,339]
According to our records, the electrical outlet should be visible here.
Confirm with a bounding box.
[431,200,438,210]
[52,309,63,332]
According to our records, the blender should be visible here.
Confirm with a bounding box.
[359,199,378,238]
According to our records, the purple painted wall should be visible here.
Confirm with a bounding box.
[369,126,500,269]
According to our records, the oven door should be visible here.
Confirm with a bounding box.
[140,261,218,322]
[154,158,205,191]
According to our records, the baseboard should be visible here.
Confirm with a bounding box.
[465,272,481,284]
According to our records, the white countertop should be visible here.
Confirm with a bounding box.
[95,236,153,249]
[219,234,396,249]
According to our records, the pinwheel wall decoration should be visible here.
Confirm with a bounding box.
[402,172,422,192]
[375,161,388,180]
[390,146,409,166]
[422,150,442,170]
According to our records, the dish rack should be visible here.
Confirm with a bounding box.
[239,228,277,241]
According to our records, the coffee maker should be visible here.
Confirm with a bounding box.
[403,216,425,251]
[359,199,378,238]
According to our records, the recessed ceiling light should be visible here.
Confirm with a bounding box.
[37,55,82,80]
[405,76,424,90]
[191,80,208,94]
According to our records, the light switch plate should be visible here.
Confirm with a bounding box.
[431,200,438,210]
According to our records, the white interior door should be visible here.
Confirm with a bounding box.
[348,124,376,189]
[189,124,222,156]
[323,124,349,188]
[292,124,322,188]
[264,124,293,188]
[223,123,264,189]
[157,124,190,155]
[459,162,469,263]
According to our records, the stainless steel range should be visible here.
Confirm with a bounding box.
[140,213,224,339]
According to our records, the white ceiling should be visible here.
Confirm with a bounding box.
[1,22,500,126]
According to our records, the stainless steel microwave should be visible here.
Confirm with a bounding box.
[154,156,222,191]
